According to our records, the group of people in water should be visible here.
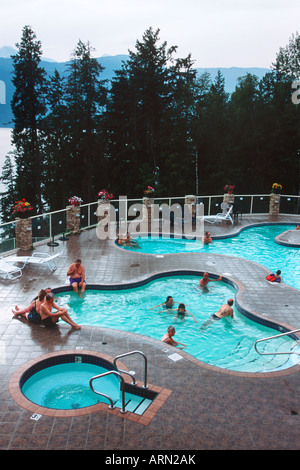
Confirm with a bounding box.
[117,232,140,249]
[158,271,235,348]
[160,296,234,348]
[12,258,87,329]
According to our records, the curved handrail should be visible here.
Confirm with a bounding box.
[89,370,126,413]
[113,350,148,388]
[254,329,300,357]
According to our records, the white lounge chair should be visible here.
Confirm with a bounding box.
[205,203,234,225]
[4,251,62,272]
[0,260,22,280]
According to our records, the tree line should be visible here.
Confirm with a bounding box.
[1,25,300,220]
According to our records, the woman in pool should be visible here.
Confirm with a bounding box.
[151,296,177,310]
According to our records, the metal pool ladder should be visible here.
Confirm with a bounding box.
[89,370,126,413]
[254,328,300,358]
[89,350,148,414]
[113,350,148,389]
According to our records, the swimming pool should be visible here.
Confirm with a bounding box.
[119,224,300,290]
[55,275,300,373]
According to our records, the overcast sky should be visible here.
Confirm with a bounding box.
[0,0,299,67]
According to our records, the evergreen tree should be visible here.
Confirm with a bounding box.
[105,27,198,197]
[11,25,46,213]
[272,32,300,79]
[0,155,16,221]
[41,69,69,209]
[64,40,107,202]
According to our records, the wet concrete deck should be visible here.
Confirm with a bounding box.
[0,214,300,450]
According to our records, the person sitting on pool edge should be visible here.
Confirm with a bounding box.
[40,293,81,329]
[265,270,282,283]
[161,326,186,348]
[67,259,86,296]
[200,299,234,330]
[12,289,47,324]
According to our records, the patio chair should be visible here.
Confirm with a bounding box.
[205,203,234,225]
[0,260,22,280]
[4,251,62,272]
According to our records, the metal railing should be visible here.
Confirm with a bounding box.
[254,329,300,358]
[0,194,299,255]
[89,370,126,413]
[113,350,148,389]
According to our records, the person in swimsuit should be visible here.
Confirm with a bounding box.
[167,303,198,323]
[67,259,86,296]
[202,231,212,244]
[12,289,46,324]
[161,326,186,348]
[40,293,81,329]
[199,272,223,291]
[151,296,177,310]
[200,299,234,330]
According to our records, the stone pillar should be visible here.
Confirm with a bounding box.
[142,197,154,232]
[97,200,111,224]
[15,217,32,251]
[269,193,280,216]
[185,195,196,219]
[223,192,235,206]
[66,205,81,234]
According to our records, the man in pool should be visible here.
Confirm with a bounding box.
[199,272,223,291]
[202,231,212,244]
[200,298,234,330]
[67,259,86,296]
[40,293,81,329]
[161,326,186,348]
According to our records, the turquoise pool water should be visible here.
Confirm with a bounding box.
[56,275,300,373]
[120,224,300,290]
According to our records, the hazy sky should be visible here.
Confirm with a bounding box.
[0,0,299,67]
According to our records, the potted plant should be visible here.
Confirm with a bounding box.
[12,199,34,219]
[272,183,282,194]
[144,186,155,196]
[98,189,114,202]
[224,184,235,195]
[68,196,83,206]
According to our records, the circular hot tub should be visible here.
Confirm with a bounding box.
[9,350,160,418]
[9,350,124,417]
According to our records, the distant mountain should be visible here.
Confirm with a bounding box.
[0,46,17,58]
[0,50,271,128]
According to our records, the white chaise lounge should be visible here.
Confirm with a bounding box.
[3,251,62,272]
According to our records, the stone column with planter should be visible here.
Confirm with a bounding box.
[269,193,280,216]
[66,205,81,234]
[142,196,154,232]
[15,217,32,251]
[97,199,111,225]
[223,192,235,206]
[185,195,196,219]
